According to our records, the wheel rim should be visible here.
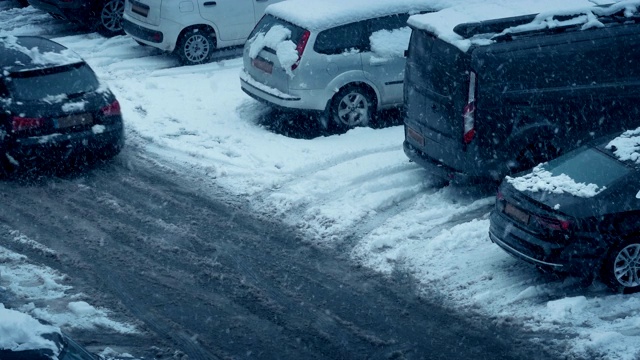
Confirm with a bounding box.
[101,0,124,32]
[613,243,640,288]
[336,91,370,127]
[183,34,211,63]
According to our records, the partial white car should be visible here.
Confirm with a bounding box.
[240,0,437,131]
[122,0,284,65]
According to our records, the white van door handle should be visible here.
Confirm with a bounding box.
[203,1,216,6]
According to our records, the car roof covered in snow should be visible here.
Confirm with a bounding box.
[406,0,622,52]
[265,0,446,31]
[0,35,83,73]
[0,304,62,357]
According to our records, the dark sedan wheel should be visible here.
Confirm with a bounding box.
[176,28,216,65]
[95,0,125,37]
[330,85,376,130]
[602,240,640,293]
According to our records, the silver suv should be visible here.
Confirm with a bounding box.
[240,2,434,130]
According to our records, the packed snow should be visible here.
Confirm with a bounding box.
[0,303,60,355]
[506,164,605,198]
[370,26,412,60]
[2,1,640,360]
[407,0,618,51]
[267,0,444,31]
[606,126,640,164]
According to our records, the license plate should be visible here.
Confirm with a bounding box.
[406,126,424,147]
[56,113,93,129]
[252,58,273,74]
[504,203,530,225]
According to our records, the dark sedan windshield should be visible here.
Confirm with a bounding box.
[6,62,100,101]
[543,147,630,188]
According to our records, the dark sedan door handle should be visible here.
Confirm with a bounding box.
[203,1,217,6]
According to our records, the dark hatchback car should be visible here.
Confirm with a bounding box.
[0,36,124,174]
[1,332,98,360]
[27,0,124,37]
[489,129,640,293]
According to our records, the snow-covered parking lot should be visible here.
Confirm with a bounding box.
[2,0,640,359]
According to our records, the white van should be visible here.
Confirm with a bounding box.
[122,0,284,65]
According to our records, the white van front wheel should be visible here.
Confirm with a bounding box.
[176,28,216,65]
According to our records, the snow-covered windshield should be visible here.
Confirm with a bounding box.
[6,62,99,101]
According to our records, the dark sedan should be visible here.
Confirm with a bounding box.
[27,0,124,37]
[489,130,640,293]
[0,35,124,175]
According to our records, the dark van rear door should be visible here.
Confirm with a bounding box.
[404,28,468,140]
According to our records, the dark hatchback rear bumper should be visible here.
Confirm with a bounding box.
[489,210,605,274]
[6,123,124,168]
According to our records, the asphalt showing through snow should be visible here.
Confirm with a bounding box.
[0,147,561,359]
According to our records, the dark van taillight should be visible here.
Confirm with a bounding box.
[463,71,477,144]
[12,116,45,132]
[292,30,311,70]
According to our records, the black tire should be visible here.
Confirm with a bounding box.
[175,28,216,66]
[601,239,640,294]
[93,0,125,37]
[329,84,376,130]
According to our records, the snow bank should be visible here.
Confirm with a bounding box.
[0,303,60,355]
[506,164,604,198]
[267,0,446,31]
[407,0,616,52]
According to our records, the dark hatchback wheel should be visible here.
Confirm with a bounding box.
[602,239,640,293]
[94,0,125,37]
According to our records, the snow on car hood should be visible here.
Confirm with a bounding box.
[407,0,634,52]
[0,303,61,355]
[266,0,446,31]
[506,164,605,198]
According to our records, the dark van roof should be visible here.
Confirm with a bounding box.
[0,35,83,73]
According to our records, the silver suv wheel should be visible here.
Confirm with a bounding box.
[100,0,124,33]
[332,86,374,128]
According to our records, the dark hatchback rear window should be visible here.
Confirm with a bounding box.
[249,15,307,46]
[6,62,100,101]
[543,147,630,188]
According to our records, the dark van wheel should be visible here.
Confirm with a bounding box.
[511,141,559,174]
[602,239,640,294]
[17,0,30,7]
[330,85,376,130]
[93,0,125,37]
[176,28,216,65]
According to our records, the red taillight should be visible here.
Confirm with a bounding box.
[101,100,121,116]
[533,215,571,232]
[12,116,45,132]
[463,71,477,144]
[292,30,310,71]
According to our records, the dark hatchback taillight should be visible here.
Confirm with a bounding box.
[292,30,311,71]
[463,71,477,144]
[101,100,121,117]
[12,116,45,132]
[532,214,572,232]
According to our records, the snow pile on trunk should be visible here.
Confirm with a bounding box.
[1,35,82,66]
[248,25,299,77]
[506,164,604,198]
[0,304,61,355]
[370,26,411,60]
[606,127,640,164]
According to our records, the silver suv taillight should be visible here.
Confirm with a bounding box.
[463,71,477,144]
